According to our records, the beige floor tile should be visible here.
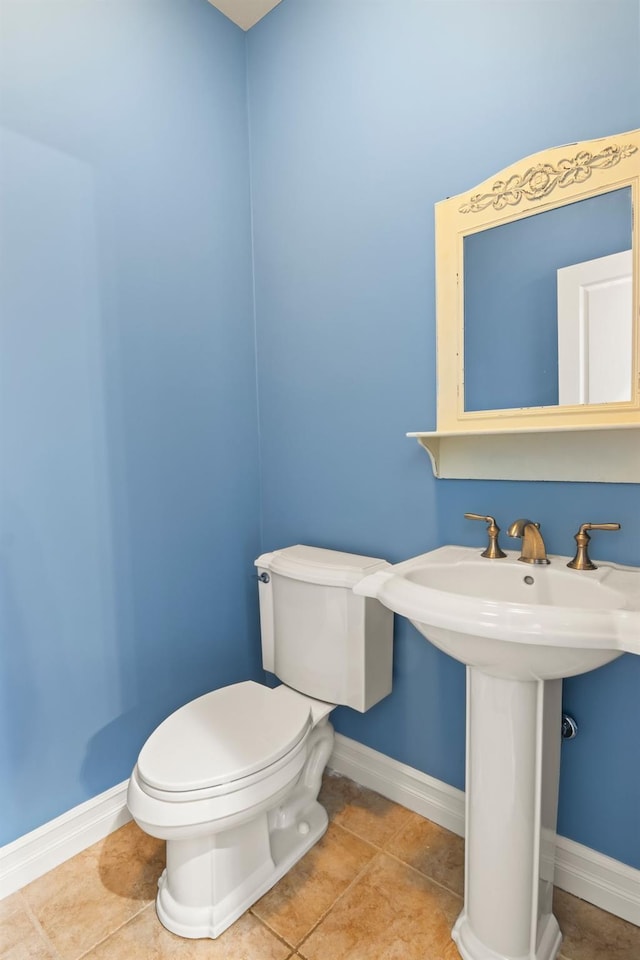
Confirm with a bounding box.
[0,893,25,929]
[299,852,463,960]
[252,822,377,947]
[385,810,465,897]
[319,772,414,847]
[554,889,640,960]
[21,821,165,960]
[82,904,290,960]
[6,773,637,960]
[0,892,55,959]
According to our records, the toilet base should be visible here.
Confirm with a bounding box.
[156,799,328,939]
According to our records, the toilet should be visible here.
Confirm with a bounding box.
[127,544,393,940]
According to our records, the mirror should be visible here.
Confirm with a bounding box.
[435,129,640,433]
[464,188,632,411]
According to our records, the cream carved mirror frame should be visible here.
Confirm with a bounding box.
[410,129,640,482]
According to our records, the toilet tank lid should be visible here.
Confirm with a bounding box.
[136,681,312,792]
[255,545,390,588]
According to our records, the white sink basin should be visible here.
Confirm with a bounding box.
[356,544,640,960]
[354,545,640,679]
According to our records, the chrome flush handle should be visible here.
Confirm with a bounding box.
[464,513,506,559]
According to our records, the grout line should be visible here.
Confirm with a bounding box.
[252,829,386,956]
[328,819,397,854]
[326,818,465,902]
[249,804,392,957]
[327,812,412,855]
[74,901,154,959]
[377,812,418,850]
[19,891,64,960]
[248,911,297,953]
[294,849,388,957]
[382,848,464,903]
[292,844,466,960]
[250,820,381,952]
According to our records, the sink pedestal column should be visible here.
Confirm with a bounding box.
[452,669,563,960]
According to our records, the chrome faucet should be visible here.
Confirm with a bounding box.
[506,519,550,565]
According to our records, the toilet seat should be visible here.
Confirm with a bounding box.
[136,681,313,798]
[128,682,324,835]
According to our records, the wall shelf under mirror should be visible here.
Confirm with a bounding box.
[419,127,640,482]
[408,424,640,482]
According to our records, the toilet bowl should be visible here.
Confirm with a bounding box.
[127,545,393,939]
[128,682,335,938]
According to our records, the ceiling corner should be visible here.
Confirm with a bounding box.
[207,0,283,31]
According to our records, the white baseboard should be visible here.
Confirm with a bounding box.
[554,835,640,926]
[329,733,640,927]
[2,736,638,928]
[0,781,131,900]
[329,731,466,837]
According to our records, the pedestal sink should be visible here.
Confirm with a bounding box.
[354,546,640,960]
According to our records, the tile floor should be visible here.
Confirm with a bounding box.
[2,773,639,959]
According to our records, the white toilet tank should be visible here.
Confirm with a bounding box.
[255,545,393,712]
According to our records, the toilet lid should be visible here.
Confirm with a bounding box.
[136,681,312,792]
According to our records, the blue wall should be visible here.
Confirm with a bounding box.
[247,0,640,869]
[2,0,639,876]
[0,0,261,844]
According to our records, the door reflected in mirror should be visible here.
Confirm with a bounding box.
[463,186,632,412]
[557,249,632,405]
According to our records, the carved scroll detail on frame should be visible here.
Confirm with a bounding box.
[459,143,638,214]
